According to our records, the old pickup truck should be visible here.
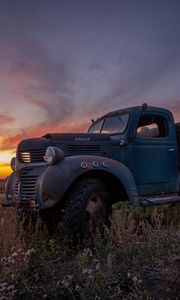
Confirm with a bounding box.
[4,104,180,237]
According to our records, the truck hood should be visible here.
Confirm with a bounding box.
[17,133,112,164]
[43,132,111,142]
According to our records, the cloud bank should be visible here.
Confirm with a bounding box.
[0,0,180,151]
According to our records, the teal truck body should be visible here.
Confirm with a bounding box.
[4,104,180,236]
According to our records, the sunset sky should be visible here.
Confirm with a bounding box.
[0,0,180,178]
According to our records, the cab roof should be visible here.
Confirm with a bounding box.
[95,104,172,121]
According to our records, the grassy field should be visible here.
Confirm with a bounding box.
[0,188,179,299]
[0,179,5,194]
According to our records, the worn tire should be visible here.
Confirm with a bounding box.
[64,178,111,240]
[39,207,63,234]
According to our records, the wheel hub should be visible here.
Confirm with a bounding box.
[85,194,106,233]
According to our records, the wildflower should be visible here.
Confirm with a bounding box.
[11,252,18,258]
[7,285,15,292]
[25,248,36,256]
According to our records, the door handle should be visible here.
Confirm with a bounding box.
[168,148,175,152]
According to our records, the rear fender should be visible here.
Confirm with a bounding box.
[39,155,139,209]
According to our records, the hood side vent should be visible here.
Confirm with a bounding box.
[68,144,102,153]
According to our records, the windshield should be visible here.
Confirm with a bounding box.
[88,113,129,134]
[88,119,104,133]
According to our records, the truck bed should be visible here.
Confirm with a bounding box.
[176,123,180,142]
[176,123,180,162]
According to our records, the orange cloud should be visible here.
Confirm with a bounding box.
[0,117,89,178]
[1,100,180,152]
[0,119,89,150]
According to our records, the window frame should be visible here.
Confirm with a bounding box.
[88,113,130,135]
[136,112,170,140]
[88,118,104,134]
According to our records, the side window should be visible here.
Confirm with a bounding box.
[137,114,168,138]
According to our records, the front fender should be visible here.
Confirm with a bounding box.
[4,172,18,203]
[39,155,139,209]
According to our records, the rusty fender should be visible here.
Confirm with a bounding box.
[4,172,17,204]
[38,155,140,209]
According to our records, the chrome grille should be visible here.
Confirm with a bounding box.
[68,144,102,153]
[14,180,20,198]
[20,169,38,201]
[18,148,46,163]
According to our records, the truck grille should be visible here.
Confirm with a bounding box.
[68,144,102,154]
[14,179,20,198]
[20,168,38,201]
[18,148,46,163]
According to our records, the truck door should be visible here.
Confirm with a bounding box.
[133,112,178,196]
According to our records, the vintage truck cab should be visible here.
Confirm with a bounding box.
[4,104,180,237]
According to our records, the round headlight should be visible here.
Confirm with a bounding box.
[10,157,16,171]
[45,146,64,165]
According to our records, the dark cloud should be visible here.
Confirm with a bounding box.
[88,63,107,73]
[0,0,180,152]
[85,30,180,117]
[10,40,75,126]
[0,115,14,126]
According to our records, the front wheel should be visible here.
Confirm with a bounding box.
[64,178,111,240]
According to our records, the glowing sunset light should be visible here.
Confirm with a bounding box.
[0,150,15,164]
[0,150,15,178]
[0,163,12,179]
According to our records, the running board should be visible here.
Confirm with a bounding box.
[140,195,180,207]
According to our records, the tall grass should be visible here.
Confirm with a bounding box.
[0,194,180,299]
[0,179,5,194]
